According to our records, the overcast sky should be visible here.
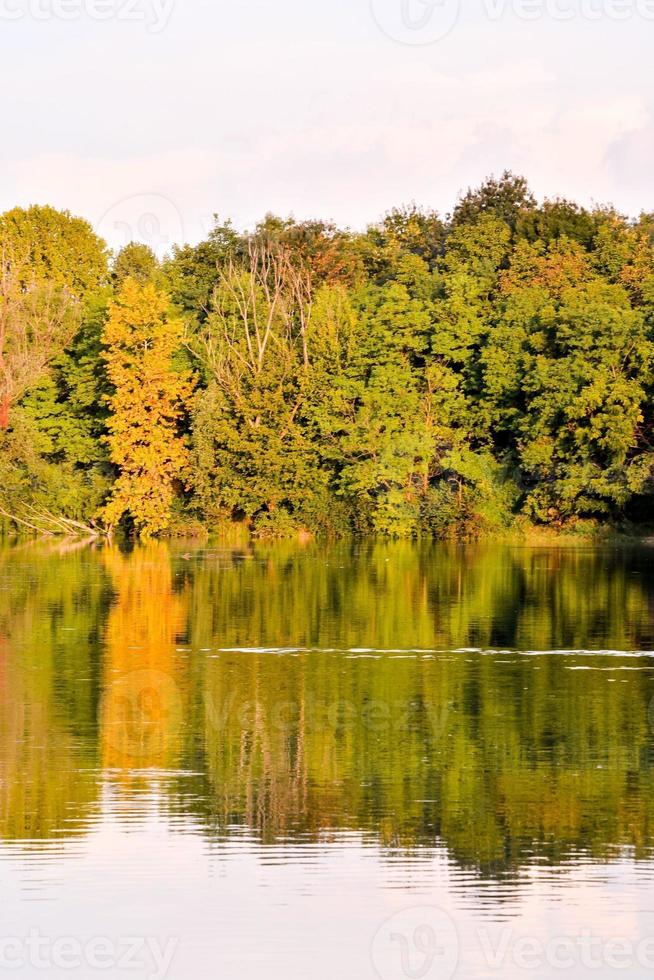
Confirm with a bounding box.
[2,0,653,253]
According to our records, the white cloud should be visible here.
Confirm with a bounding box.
[3,45,652,248]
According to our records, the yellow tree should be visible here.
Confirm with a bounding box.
[100,278,193,538]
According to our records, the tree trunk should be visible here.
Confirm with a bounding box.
[0,396,9,430]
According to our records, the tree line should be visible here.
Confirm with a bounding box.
[2,171,654,539]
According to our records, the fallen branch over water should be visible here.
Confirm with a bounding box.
[0,504,109,538]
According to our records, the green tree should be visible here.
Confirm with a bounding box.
[0,206,107,430]
[112,242,160,287]
[451,170,536,231]
[321,268,435,535]
[0,205,108,295]
[363,204,446,282]
[485,239,654,521]
[189,238,333,534]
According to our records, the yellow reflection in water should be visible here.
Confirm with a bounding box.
[101,544,188,771]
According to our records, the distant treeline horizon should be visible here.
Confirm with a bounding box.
[2,170,654,539]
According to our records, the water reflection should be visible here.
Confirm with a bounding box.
[1,540,654,977]
[101,544,188,771]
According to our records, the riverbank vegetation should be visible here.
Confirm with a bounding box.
[2,172,654,539]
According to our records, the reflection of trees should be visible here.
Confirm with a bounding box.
[186,541,654,654]
[100,544,189,772]
[185,541,654,871]
[0,544,108,840]
[1,539,654,875]
[193,647,654,872]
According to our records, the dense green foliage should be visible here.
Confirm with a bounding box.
[2,174,654,538]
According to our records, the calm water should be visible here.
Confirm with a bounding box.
[2,539,654,979]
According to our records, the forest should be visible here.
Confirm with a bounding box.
[2,171,654,540]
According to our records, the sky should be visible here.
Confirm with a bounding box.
[1,0,653,253]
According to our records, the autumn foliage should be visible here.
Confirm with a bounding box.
[100,279,194,538]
